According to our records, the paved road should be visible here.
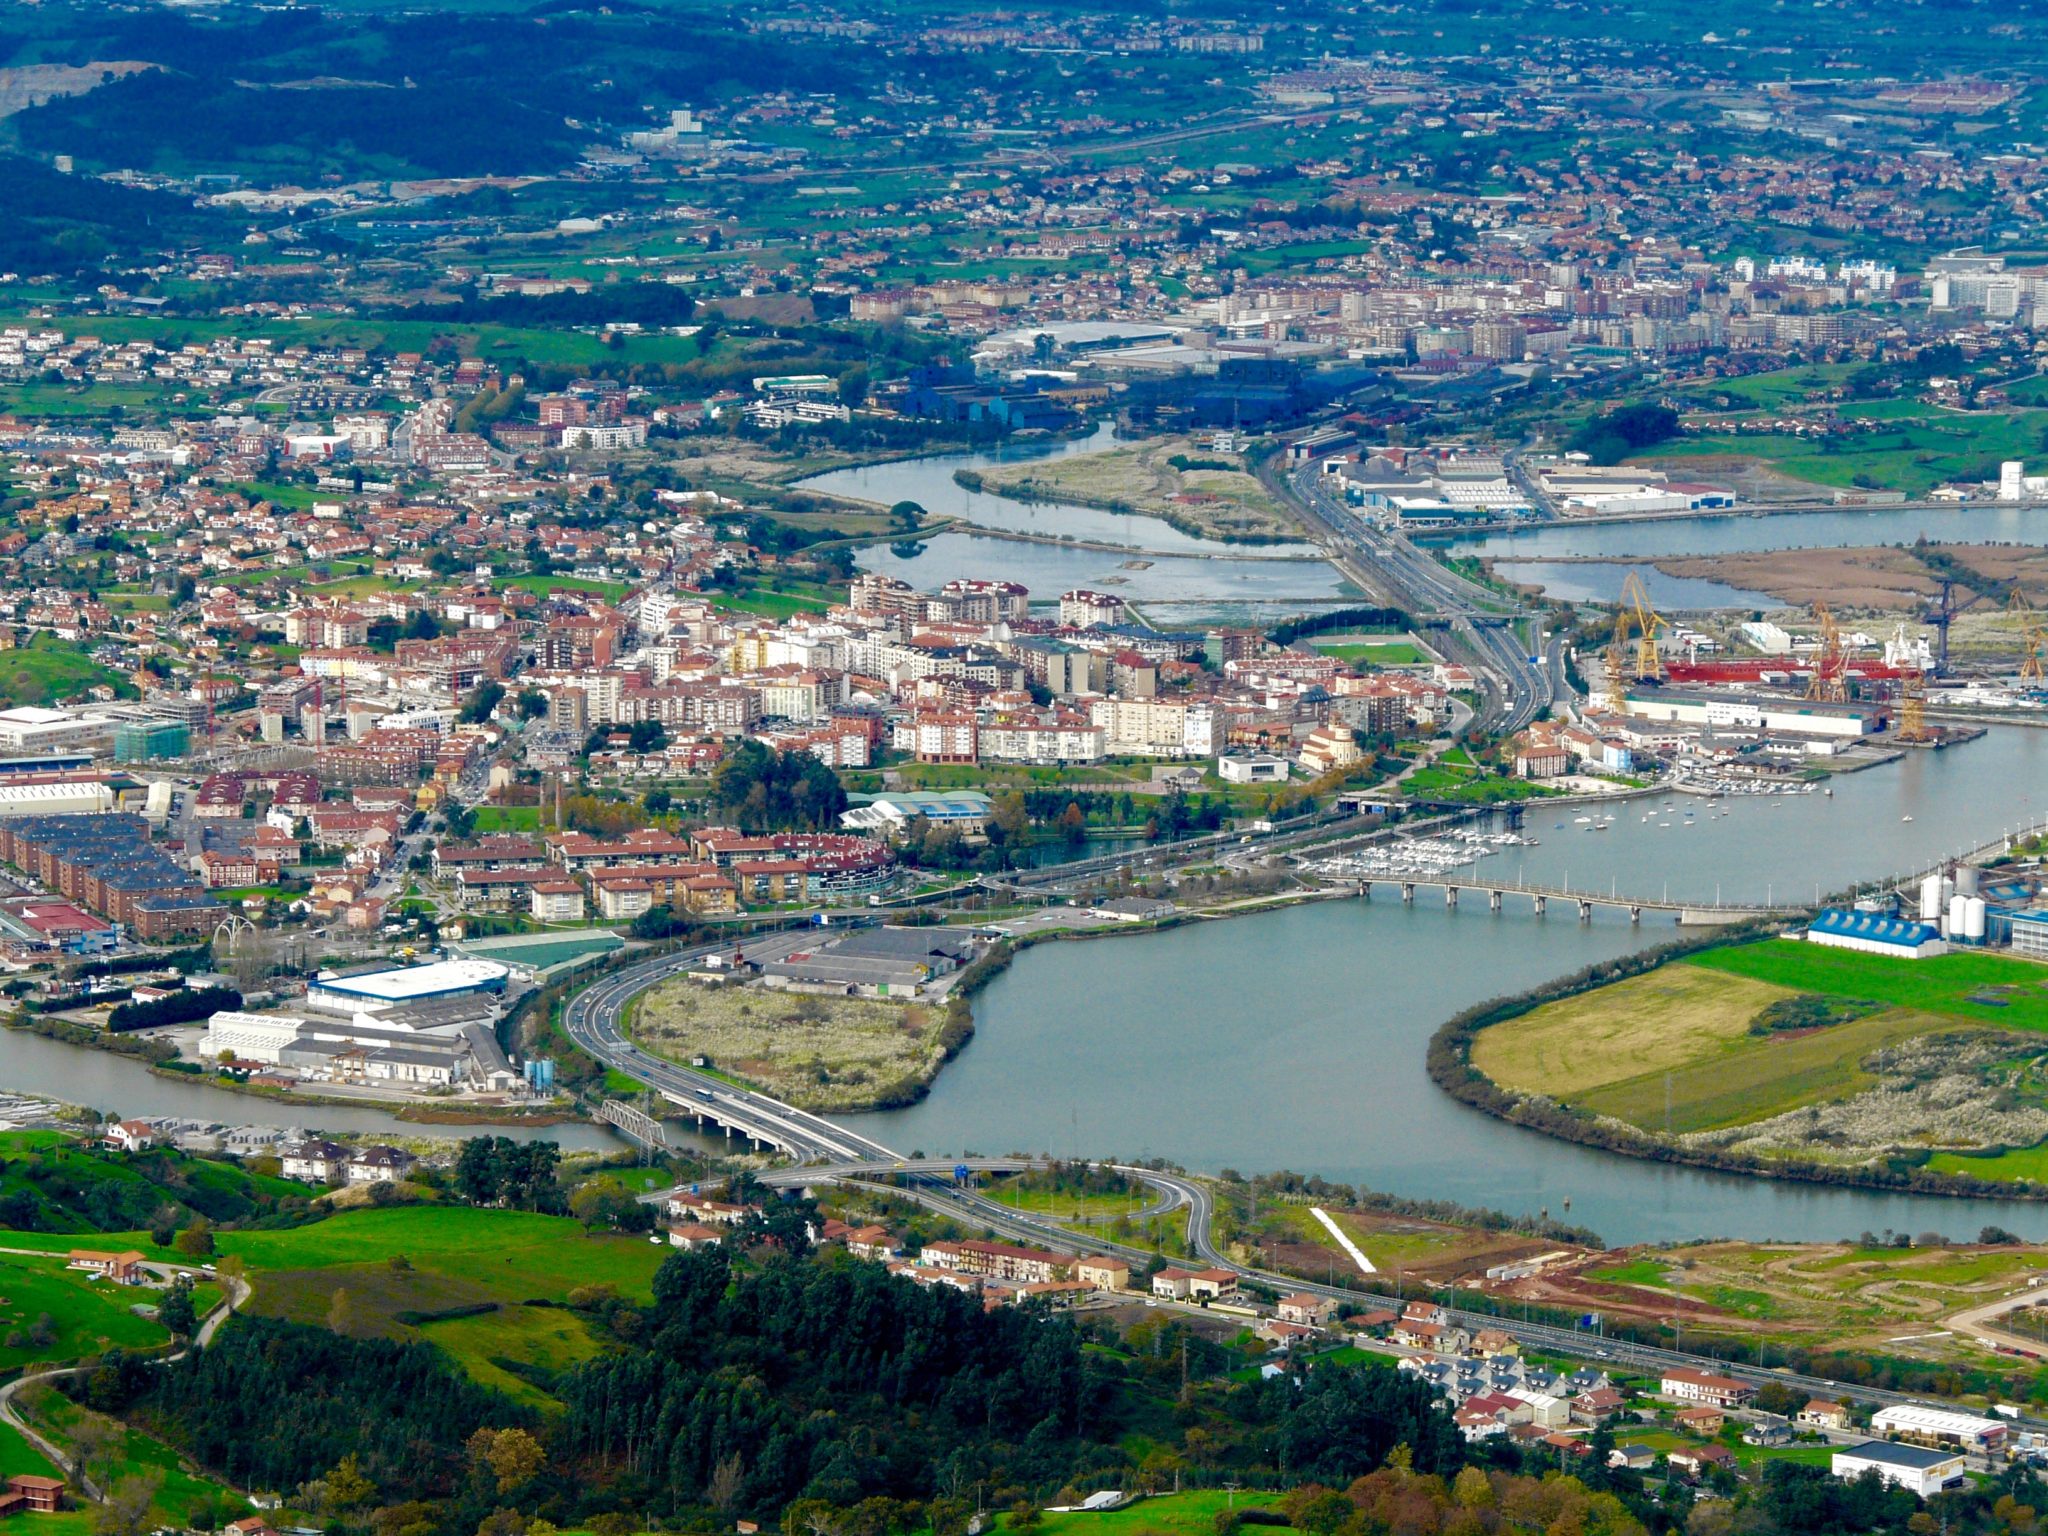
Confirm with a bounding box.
[1280,463,1552,735]
[560,938,900,1163]
[0,1262,247,1501]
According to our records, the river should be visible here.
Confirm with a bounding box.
[1458,503,2048,609]
[0,1029,623,1150]
[849,726,2048,1246]
[809,440,2048,616]
[799,431,1356,626]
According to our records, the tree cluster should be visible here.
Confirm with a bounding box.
[452,1139,563,1211]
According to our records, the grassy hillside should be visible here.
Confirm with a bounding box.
[0,1130,314,1234]
[0,1250,178,1371]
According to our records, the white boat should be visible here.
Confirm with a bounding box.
[1902,814,1914,823]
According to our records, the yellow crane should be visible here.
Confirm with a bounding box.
[2011,589,2048,686]
[1896,667,1929,742]
[1806,604,1850,703]
[1608,571,1667,688]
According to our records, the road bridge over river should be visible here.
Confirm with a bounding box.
[1343,874,1795,926]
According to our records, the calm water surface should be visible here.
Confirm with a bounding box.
[849,727,2048,1245]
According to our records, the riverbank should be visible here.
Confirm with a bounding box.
[1428,932,2048,1201]
[5,1017,588,1129]
[955,433,1301,545]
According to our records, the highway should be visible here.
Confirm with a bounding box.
[1282,462,1553,735]
[560,937,900,1164]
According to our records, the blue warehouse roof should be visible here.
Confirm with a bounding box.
[1808,908,1940,947]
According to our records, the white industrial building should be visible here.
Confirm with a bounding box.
[0,780,117,816]
[0,707,118,756]
[1621,689,1875,739]
[1804,909,1947,960]
[305,958,510,1015]
[1869,1404,2008,1454]
[202,1009,523,1093]
[1831,1442,1965,1497]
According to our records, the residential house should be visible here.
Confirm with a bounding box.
[1570,1386,1627,1426]
[1277,1293,1340,1328]
[1150,1266,1238,1302]
[67,1249,146,1284]
[1661,1368,1755,1409]
[1075,1257,1131,1292]
[1799,1400,1853,1432]
[1675,1405,1726,1436]
[921,1239,1073,1285]
[1666,1445,1736,1479]
[103,1118,160,1152]
[843,1226,899,1261]
[4,1476,65,1513]
[346,1145,414,1184]
[665,1193,754,1227]
[280,1138,349,1183]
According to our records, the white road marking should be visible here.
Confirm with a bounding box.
[1311,1206,1377,1275]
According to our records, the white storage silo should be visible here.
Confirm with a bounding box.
[1920,874,1946,922]
[1965,897,1988,942]
[1957,866,1981,897]
[1949,894,1969,938]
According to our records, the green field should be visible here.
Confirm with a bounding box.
[1652,405,2048,496]
[1691,942,2048,1031]
[420,1302,607,1410]
[1472,941,2048,1140]
[18,1386,237,1526]
[470,805,543,833]
[218,1206,665,1294]
[494,574,630,604]
[709,585,839,621]
[0,1415,60,1478]
[458,934,623,971]
[991,1492,1282,1536]
[1312,640,1429,667]
[1472,965,1797,1100]
[0,1131,306,1233]
[0,1251,175,1370]
[1926,1142,2048,1184]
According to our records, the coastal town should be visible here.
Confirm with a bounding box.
[7,2,2048,1536]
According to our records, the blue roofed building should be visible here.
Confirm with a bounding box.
[840,791,992,839]
[1804,907,1946,960]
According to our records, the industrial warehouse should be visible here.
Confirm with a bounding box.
[201,959,531,1099]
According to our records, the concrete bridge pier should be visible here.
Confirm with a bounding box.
[1401,883,1415,904]
[1531,894,1546,915]
[1445,886,1458,908]
[1577,899,1593,922]
[1629,905,1642,924]
[1489,889,1502,912]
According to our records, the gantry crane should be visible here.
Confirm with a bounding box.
[2011,588,2048,687]
[1806,603,1851,703]
[1896,665,1930,742]
[1608,571,1667,688]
